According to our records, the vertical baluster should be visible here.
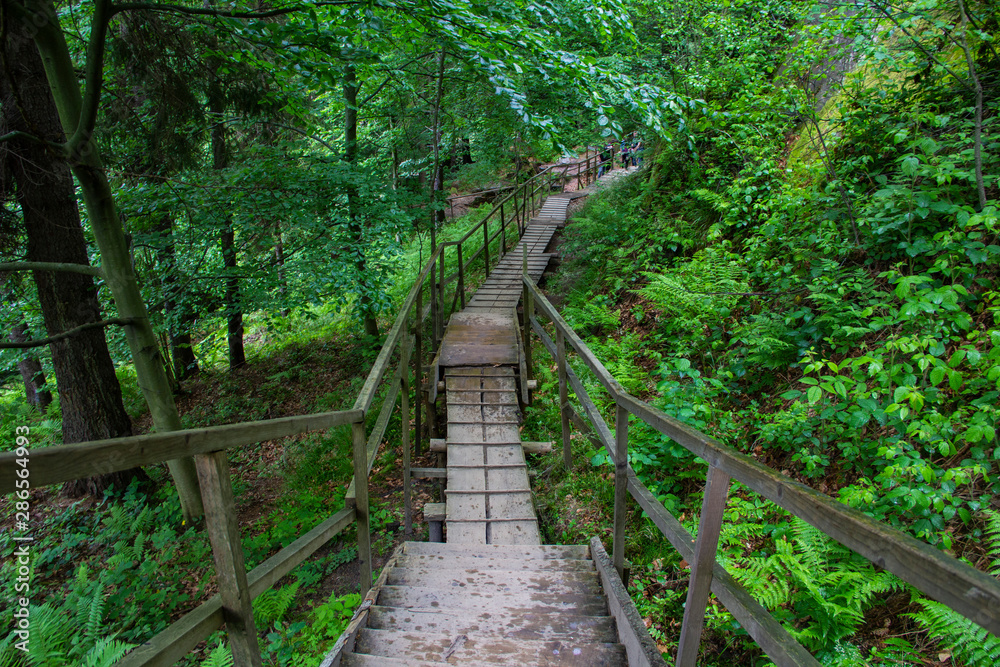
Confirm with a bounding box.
[612,403,628,580]
[522,246,533,400]
[197,451,262,666]
[676,466,731,667]
[557,329,571,470]
[438,246,445,330]
[457,243,466,309]
[351,420,373,592]
[414,283,423,457]
[483,215,491,277]
[401,331,412,535]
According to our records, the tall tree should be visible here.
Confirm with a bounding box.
[3,0,203,518]
[0,15,140,494]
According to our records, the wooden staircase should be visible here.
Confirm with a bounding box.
[334,541,637,666]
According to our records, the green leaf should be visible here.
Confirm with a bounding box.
[966,425,984,443]
[807,386,822,404]
[948,370,963,392]
[929,366,946,386]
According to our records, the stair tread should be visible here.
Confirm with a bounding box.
[394,553,596,572]
[402,541,590,560]
[367,605,617,642]
[355,627,627,665]
[385,566,601,593]
[376,584,608,616]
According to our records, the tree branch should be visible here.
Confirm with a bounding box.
[69,0,114,152]
[111,1,361,19]
[957,0,986,211]
[0,318,137,349]
[0,261,104,277]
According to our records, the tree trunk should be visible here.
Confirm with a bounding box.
[157,215,199,384]
[21,0,203,518]
[206,61,246,370]
[8,323,53,412]
[344,59,379,336]
[0,16,148,496]
[275,221,289,317]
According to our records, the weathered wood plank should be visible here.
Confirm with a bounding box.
[0,409,363,493]
[590,537,668,667]
[196,451,261,666]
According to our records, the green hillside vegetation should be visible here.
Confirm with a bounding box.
[1,0,998,664]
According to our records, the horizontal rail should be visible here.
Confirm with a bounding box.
[0,409,363,493]
[532,317,819,665]
[526,275,1000,640]
[117,507,356,667]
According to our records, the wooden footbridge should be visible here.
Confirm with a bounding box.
[3,151,999,667]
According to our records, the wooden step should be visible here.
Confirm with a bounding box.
[354,628,627,665]
[376,585,609,615]
[366,606,616,641]
[402,541,590,560]
[393,553,596,572]
[384,567,601,594]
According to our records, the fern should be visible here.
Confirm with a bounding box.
[253,581,300,627]
[909,600,1000,667]
[907,511,1000,667]
[200,643,234,667]
[986,510,1000,576]
[85,583,106,643]
[79,638,135,667]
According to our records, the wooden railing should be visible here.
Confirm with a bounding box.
[0,153,601,667]
[521,274,1000,667]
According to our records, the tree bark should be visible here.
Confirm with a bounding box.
[8,323,52,411]
[19,0,202,518]
[0,14,147,495]
[158,216,199,381]
[344,58,379,336]
[207,62,246,369]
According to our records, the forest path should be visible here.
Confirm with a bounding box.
[327,166,661,666]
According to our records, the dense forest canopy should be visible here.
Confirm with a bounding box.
[1,0,999,664]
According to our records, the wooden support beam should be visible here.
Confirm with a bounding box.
[196,451,261,666]
[429,438,552,454]
[676,466,731,667]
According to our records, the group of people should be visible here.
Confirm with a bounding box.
[596,135,643,177]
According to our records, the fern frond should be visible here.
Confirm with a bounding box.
[985,510,1000,576]
[79,638,135,667]
[86,583,106,642]
[199,643,234,667]
[909,599,1000,667]
[252,582,300,627]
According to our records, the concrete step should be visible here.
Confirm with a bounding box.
[354,628,627,665]
[367,605,617,642]
[402,541,590,560]
[385,566,601,594]
[376,584,609,616]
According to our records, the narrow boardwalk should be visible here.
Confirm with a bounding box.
[331,170,656,666]
[436,190,578,544]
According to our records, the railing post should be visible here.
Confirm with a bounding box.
[676,465,731,667]
[612,404,628,581]
[500,205,507,253]
[522,246,533,396]
[557,329,571,470]
[401,331,413,536]
[414,284,423,457]
[196,451,262,667]
[483,216,491,277]
[438,246,446,326]
[457,243,466,309]
[352,419,373,593]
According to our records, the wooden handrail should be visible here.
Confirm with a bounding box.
[523,274,1000,663]
[0,408,363,493]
